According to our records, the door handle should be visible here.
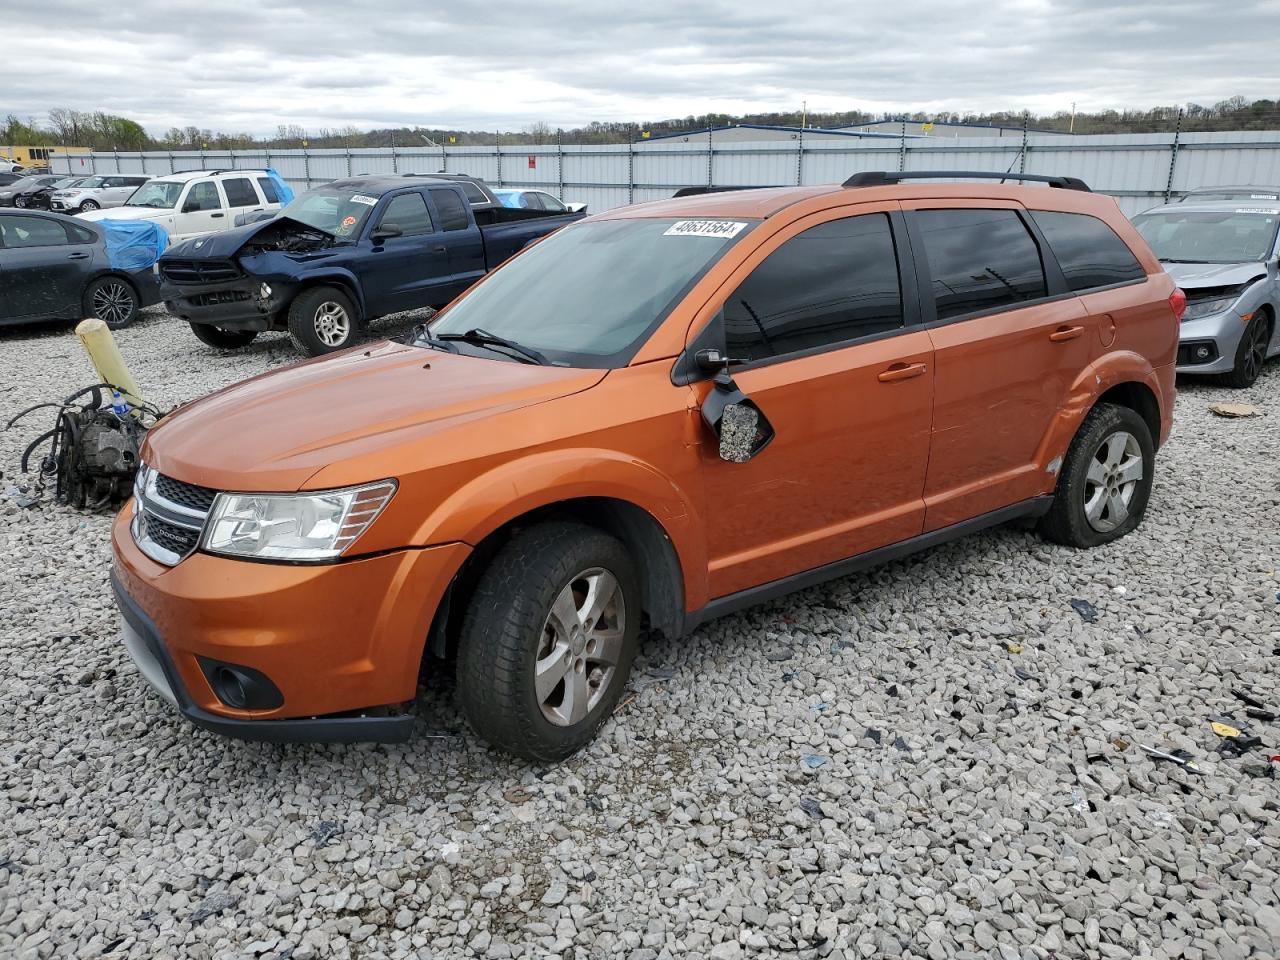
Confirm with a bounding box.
[1049,325,1084,342]
[210,212,224,218]
[878,361,928,383]
[67,252,89,260]
[432,245,447,253]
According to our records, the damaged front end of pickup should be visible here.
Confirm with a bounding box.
[159,217,339,334]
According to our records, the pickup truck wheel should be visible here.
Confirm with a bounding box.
[1038,403,1154,549]
[456,522,641,762]
[188,323,258,349]
[288,286,359,356]
[84,276,139,329]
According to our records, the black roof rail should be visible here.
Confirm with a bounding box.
[843,170,1091,192]
[672,185,782,198]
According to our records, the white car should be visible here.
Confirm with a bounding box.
[49,174,152,213]
[79,169,284,245]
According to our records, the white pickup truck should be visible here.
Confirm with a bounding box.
[80,169,284,245]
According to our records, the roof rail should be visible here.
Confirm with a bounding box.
[843,170,1091,192]
[672,185,782,198]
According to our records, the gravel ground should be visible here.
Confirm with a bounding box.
[2,307,1279,960]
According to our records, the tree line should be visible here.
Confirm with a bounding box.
[4,97,1278,151]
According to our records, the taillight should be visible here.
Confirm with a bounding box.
[1169,288,1187,323]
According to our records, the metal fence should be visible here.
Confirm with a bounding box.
[51,129,1280,217]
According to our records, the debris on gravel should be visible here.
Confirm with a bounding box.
[2,309,1279,958]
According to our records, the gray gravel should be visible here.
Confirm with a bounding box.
[2,307,1279,960]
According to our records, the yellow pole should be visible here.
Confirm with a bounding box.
[75,318,146,417]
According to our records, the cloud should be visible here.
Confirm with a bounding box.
[3,0,1275,138]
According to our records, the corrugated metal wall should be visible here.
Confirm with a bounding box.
[51,131,1280,218]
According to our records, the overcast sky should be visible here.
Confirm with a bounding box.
[6,0,1277,137]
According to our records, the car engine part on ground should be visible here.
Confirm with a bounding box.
[5,383,162,510]
[0,306,1277,958]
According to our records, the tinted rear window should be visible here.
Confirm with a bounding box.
[914,209,1047,320]
[1031,210,1144,291]
[222,177,258,206]
[430,188,471,230]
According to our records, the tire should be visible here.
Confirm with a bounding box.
[287,286,359,357]
[83,276,139,329]
[188,322,258,349]
[78,199,99,212]
[456,522,642,762]
[1038,403,1155,549]
[1219,313,1271,389]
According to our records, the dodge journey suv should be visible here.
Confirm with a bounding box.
[112,171,1181,761]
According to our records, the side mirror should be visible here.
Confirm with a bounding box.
[700,371,774,463]
[372,223,402,242]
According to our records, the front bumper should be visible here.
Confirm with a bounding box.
[1175,309,1252,375]
[161,277,294,331]
[111,507,471,743]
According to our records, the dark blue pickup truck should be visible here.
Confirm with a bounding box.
[158,175,584,355]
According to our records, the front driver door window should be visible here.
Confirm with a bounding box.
[697,210,936,598]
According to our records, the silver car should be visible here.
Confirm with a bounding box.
[50,174,151,213]
[1132,198,1280,387]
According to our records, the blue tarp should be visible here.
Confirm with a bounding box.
[265,168,295,205]
[101,219,168,271]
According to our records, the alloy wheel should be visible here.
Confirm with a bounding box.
[1083,430,1143,533]
[313,302,351,347]
[1243,320,1268,383]
[92,281,134,325]
[534,567,626,726]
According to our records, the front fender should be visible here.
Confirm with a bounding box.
[412,448,710,610]
[1034,350,1168,479]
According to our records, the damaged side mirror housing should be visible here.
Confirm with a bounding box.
[700,371,774,463]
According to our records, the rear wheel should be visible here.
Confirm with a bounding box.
[287,286,359,356]
[1038,403,1155,549]
[1220,313,1271,388]
[83,276,139,329]
[456,523,641,761]
[78,199,99,212]
[189,323,258,349]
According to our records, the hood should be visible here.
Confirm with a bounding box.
[142,340,607,491]
[163,216,294,259]
[80,206,169,224]
[1162,260,1268,289]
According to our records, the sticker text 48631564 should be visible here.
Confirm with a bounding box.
[663,220,748,239]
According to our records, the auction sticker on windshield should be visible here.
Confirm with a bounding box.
[663,220,748,238]
[350,195,378,206]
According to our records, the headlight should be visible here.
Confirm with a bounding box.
[1182,296,1236,321]
[203,480,396,562]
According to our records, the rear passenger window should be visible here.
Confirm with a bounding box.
[0,216,69,248]
[379,192,434,236]
[1030,210,1145,291]
[430,188,471,231]
[723,213,904,362]
[256,177,280,203]
[458,180,488,204]
[222,177,259,206]
[914,209,1047,321]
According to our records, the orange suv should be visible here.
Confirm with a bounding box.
[112,171,1182,760]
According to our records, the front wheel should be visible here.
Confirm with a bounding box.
[1038,403,1155,548]
[189,323,258,349]
[1220,314,1271,389]
[456,523,641,762]
[83,276,139,329]
[287,286,359,356]
[78,199,100,212]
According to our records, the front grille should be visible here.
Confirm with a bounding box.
[154,473,218,512]
[160,258,241,284]
[139,513,201,557]
[131,466,219,566]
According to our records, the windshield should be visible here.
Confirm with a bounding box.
[71,176,107,189]
[1133,209,1280,263]
[280,187,378,237]
[126,181,184,208]
[428,217,755,367]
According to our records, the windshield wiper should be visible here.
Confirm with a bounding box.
[436,328,548,365]
[405,322,458,353]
